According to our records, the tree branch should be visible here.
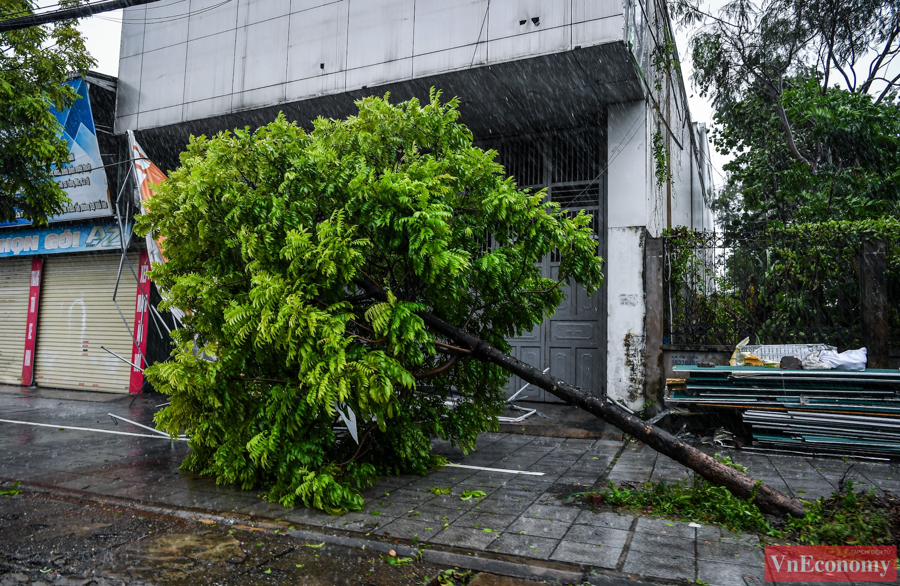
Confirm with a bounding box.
[875,70,900,104]
[434,341,472,355]
[774,98,814,170]
[412,307,806,518]
[411,354,459,379]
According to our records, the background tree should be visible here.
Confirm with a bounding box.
[674,0,900,228]
[0,0,95,224]
[138,93,804,518]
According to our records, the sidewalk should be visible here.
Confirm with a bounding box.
[1,386,897,585]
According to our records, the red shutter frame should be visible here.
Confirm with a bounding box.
[129,252,151,393]
[21,257,43,386]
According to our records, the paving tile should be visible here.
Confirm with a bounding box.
[560,525,630,548]
[374,518,443,541]
[426,490,491,511]
[386,487,438,505]
[634,516,696,539]
[696,560,765,586]
[194,494,260,513]
[487,532,559,559]
[455,510,518,531]
[627,532,695,558]
[324,510,378,532]
[621,546,695,581]
[696,539,764,566]
[400,502,465,524]
[573,510,634,531]
[279,506,333,526]
[237,498,290,518]
[521,503,581,523]
[470,490,537,515]
[429,524,498,549]
[506,515,571,539]
[550,540,622,569]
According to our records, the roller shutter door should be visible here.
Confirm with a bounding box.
[34,254,137,392]
[0,259,31,385]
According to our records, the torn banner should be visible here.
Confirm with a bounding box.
[127,131,184,326]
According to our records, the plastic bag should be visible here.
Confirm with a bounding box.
[729,337,751,366]
[730,337,778,367]
[818,347,867,371]
[801,351,833,370]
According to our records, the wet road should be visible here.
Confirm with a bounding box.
[2,386,897,586]
[0,491,480,586]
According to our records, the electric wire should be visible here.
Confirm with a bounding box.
[92,0,230,25]
[0,0,114,19]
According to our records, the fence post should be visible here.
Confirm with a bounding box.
[644,235,665,412]
[859,238,888,369]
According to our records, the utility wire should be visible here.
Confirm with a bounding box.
[0,0,164,33]
[93,0,231,25]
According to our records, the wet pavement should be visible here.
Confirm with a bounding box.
[1,386,899,585]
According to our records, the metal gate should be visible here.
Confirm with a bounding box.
[481,127,607,402]
[34,254,138,392]
[0,258,31,385]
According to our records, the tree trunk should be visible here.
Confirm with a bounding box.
[418,311,807,519]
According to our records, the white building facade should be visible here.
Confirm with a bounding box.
[115,0,714,409]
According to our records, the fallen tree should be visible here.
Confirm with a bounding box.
[138,91,805,518]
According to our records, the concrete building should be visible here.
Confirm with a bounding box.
[114,0,714,409]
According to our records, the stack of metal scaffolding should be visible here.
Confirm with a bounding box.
[667,366,900,455]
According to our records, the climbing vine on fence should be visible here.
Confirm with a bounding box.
[664,218,900,348]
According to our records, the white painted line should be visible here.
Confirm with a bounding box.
[445,463,545,476]
[0,418,188,441]
[107,413,178,438]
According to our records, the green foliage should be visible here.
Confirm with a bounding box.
[674,1,900,227]
[712,78,900,228]
[665,219,900,347]
[137,91,604,513]
[785,479,893,546]
[585,459,895,546]
[0,0,96,224]
[651,126,672,189]
[0,480,21,497]
[647,20,678,189]
[459,490,486,501]
[589,456,775,535]
[429,568,473,586]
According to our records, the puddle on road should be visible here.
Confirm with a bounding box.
[128,531,245,563]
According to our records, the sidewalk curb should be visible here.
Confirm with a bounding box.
[4,477,676,586]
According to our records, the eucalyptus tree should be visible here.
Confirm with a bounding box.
[138,93,804,518]
[674,0,900,226]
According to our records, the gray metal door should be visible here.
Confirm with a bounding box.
[484,126,607,402]
[0,258,31,385]
[34,254,138,392]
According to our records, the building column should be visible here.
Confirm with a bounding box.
[20,257,43,387]
[606,100,649,410]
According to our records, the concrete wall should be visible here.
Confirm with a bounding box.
[115,0,626,133]
[605,99,715,408]
[606,101,648,410]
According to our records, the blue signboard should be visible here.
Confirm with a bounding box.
[0,222,127,258]
[1,77,113,228]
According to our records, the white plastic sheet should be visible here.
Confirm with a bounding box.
[818,347,868,371]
